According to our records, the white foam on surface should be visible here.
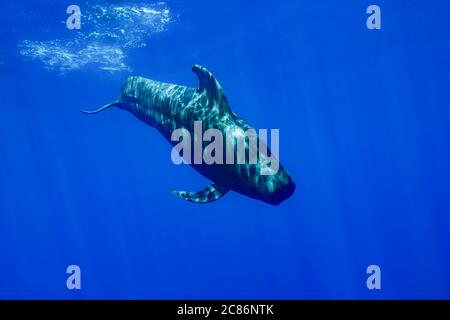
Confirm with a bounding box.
[19,2,173,73]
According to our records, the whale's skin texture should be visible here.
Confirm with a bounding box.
[97,65,295,205]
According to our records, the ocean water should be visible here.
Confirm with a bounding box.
[0,0,449,299]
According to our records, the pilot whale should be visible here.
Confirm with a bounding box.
[82,65,295,205]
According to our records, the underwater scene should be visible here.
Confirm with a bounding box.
[0,0,449,299]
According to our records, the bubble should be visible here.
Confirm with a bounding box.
[19,2,174,73]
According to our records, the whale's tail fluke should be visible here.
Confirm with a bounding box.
[80,102,121,114]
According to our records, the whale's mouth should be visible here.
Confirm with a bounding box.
[265,181,296,205]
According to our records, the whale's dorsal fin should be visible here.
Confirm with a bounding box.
[171,183,229,203]
[192,64,231,113]
[192,64,223,100]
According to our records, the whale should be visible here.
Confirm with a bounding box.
[82,65,295,205]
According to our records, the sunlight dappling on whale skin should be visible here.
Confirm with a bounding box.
[81,65,296,205]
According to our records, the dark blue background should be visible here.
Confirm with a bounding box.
[0,0,449,299]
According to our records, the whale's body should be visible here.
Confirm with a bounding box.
[83,65,295,205]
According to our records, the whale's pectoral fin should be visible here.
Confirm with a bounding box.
[171,183,230,204]
[192,64,232,114]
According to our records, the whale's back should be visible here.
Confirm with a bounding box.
[118,76,195,132]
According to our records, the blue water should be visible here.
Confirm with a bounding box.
[0,0,449,299]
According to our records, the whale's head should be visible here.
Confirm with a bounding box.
[231,157,295,206]
[255,165,296,205]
